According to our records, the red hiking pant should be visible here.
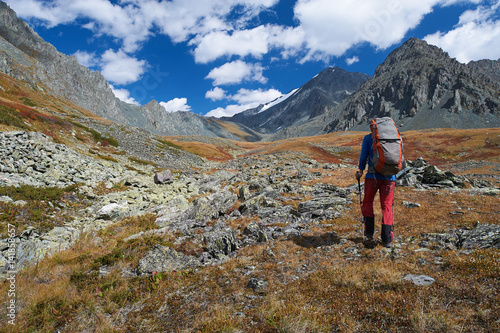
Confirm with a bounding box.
[362,178,395,226]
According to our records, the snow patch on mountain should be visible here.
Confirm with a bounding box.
[259,88,300,113]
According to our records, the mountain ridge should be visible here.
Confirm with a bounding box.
[268,38,499,141]
[223,66,371,134]
[0,1,261,141]
[0,2,498,144]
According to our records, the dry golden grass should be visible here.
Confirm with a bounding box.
[1,184,499,332]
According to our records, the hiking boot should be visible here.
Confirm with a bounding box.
[364,216,374,240]
[381,224,394,246]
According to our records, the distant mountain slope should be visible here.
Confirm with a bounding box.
[224,67,370,134]
[0,1,261,141]
[270,38,500,141]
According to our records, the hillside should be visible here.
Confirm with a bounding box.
[0,1,260,141]
[0,119,499,331]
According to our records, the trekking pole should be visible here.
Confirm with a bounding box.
[357,178,364,241]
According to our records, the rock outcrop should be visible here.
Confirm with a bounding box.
[269,38,500,141]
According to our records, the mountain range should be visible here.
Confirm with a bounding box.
[0,1,498,142]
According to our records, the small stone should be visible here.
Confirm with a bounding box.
[403,274,435,286]
[247,277,268,291]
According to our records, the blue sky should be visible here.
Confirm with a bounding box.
[5,0,500,117]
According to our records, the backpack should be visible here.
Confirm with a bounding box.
[369,117,404,176]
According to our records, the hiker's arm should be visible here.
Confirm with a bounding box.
[358,135,370,171]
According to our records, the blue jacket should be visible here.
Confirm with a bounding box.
[358,134,396,181]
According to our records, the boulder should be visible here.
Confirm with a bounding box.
[247,277,268,291]
[154,170,173,184]
[203,228,238,259]
[96,203,128,220]
[461,223,500,249]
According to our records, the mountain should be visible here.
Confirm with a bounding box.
[223,67,370,134]
[0,1,260,141]
[270,38,500,140]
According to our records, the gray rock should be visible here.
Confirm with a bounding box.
[247,277,268,291]
[0,196,13,203]
[423,223,500,250]
[154,170,173,184]
[96,203,128,220]
[203,228,237,259]
[238,185,251,202]
[461,223,500,249]
[404,274,435,286]
[298,196,349,214]
[137,245,200,275]
[403,201,421,208]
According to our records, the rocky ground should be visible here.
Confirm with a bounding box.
[1,129,499,275]
[0,129,499,331]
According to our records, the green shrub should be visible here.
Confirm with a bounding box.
[0,105,30,129]
[157,138,183,150]
[0,184,79,201]
[98,154,119,163]
[21,97,37,107]
[128,156,157,167]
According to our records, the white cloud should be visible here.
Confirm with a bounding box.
[73,50,98,67]
[346,56,360,65]
[205,87,227,101]
[424,2,500,63]
[160,98,192,112]
[110,85,140,105]
[100,49,147,85]
[206,60,267,86]
[206,87,282,117]
[7,0,150,52]
[8,0,498,87]
[292,0,470,62]
[191,26,270,64]
[231,88,282,105]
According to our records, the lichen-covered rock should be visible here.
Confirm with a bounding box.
[203,228,238,259]
[422,223,500,250]
[137,245,200,275]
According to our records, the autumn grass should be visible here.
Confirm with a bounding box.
[0,115,498,332]
[1,184,498,332]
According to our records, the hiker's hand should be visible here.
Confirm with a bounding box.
[355,170,363,180]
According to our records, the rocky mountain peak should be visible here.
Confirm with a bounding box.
[374,38,456,78]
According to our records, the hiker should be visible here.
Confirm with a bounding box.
[355,118,404,248]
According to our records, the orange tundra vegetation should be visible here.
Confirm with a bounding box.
[0,124,498,332]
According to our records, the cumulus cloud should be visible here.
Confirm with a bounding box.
[191,26,270,64]
[205,87,227,101]
[292,0,471,62]
[7,0,151,52]
[100,49,148,85]
[206,87,282,117]
[9,0,497,65]
[424,2,500,63]
[7,0,278,53]
[206,60,267,86]
[160,98,192,112]
[346,56,360,65]
[73,50,98,67]
[110,85,140,105]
